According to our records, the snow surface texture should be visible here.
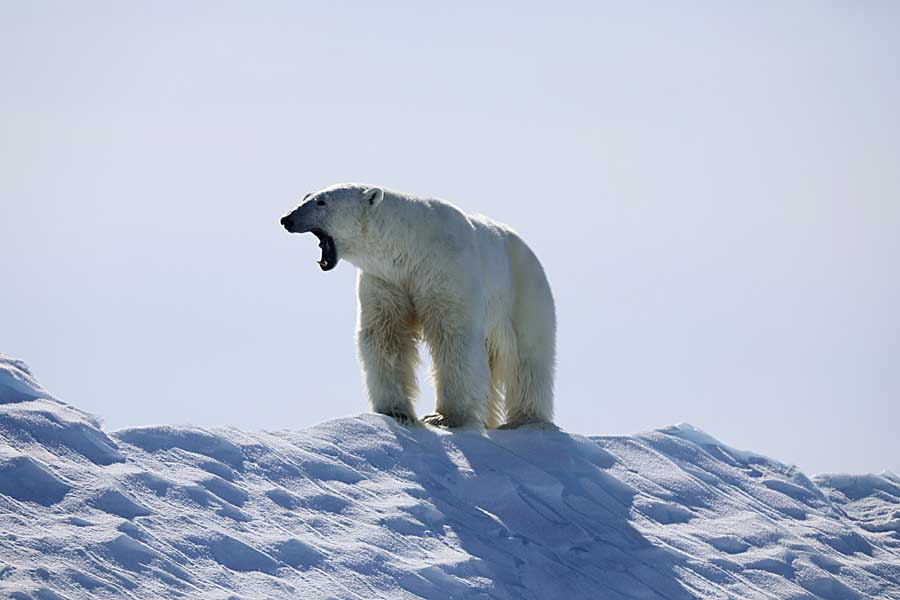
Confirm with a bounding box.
[1,355,899,599]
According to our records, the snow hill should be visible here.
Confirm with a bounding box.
[1,355,899,599]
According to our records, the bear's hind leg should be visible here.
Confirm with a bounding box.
[484,335,507,429]
[501,237,556,429]
[500,354,555,428]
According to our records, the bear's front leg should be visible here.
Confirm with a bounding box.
[421,300,490,428]
[357,273,420,425]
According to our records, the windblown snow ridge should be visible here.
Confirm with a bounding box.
[1,355,898,599]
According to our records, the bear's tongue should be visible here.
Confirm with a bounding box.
[310,229,338,271]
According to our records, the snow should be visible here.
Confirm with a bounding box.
[1,354,899,599]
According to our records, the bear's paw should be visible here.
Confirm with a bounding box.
[380,410,418,427]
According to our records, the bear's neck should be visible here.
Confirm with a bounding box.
[343,195,420,284]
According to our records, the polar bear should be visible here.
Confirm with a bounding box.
[280,183,556,429]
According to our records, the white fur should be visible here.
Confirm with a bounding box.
[301,183,556,428]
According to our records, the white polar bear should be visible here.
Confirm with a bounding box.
[281,183,556,429]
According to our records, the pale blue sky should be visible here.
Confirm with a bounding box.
[2,2,898,474]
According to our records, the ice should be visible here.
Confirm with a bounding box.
[0,355,51,404]
[815,471,900,502]
[1,356,899,599]
[87,488,151,519]
[0,453,70,506]
[269,538,325,569]
[190,533,280,574]
[0,355,124,466]
[115,425,245,469]
[0,401,125,466]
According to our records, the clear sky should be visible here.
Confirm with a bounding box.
[2,2,898,475]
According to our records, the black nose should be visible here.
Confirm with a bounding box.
[281,215,293,231]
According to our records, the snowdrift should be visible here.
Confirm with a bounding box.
[1,355,898,599]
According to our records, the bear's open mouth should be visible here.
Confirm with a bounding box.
[310,228,338,271]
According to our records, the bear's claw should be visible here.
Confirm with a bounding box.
[421,412,468,428]
[382,410,418,426]
[498,418,559,431]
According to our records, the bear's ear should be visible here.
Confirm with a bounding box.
[363,187,384,207]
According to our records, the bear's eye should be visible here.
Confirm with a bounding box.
[316,199,326,207]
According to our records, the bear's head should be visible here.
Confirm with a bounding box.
[280,183,384,271]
